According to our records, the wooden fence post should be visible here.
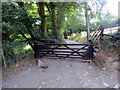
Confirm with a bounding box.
[1,49,7,68]
[34,42,39,58]
[88,40,94,59]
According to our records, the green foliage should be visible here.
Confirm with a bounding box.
[2,1,118,67]
[107,42,118,49]
[67,32,87,43]
[106,31,120,49]
[2,2,38,67]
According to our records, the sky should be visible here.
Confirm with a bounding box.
[104,0,119,16]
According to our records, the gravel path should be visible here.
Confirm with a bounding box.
[65,39,81,44]
[2,58,118,88]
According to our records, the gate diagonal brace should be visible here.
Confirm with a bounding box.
[41,44,61,57]
[64,45,84,58]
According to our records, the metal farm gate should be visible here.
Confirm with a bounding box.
[34,25,104,61]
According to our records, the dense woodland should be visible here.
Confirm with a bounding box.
[2,1,120,67]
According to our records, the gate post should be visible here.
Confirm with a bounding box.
[88,40,94,59]
[34,42,39,58]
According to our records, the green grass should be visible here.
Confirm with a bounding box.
[68,31,87,44]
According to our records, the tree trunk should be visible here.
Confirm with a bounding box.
[50,3,58,42]
[57,3,65,43]
[38,2,48,38]
[50,2,64,43]
[85,2,91,44]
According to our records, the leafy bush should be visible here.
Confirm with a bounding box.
[107,31,120,49]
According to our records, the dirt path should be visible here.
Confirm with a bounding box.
[2,40,118,88]
[65,39,81,44]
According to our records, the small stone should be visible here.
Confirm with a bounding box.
[95,78,98,80]
[56,76,62,81]
[38,60,45,67]
[16,64,19,67]
[83,83,87,87]
[38,86,42,89]
[83,74,87,76]
[101,68,106,70]
[86,72,88,74]
[38,60,48,69]
[84,83,87,85]
[41,81,46,85]
[28,68,31,71]
[108,58,113,61]
[66,66,69,68]
[82,85,85,88]
[14,85,18,88]
[56,77,60,81]
[88,80,91,82]
[71,64,73,67]
[110,77,113,79]
[103,83,109,87]
[114,84,120,89]
[62,86,66,88]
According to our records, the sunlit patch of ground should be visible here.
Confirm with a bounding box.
[68,32,87,43]
[67,27,119,44]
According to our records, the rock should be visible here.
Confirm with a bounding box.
[101,68,106,70]
[95,78,98,80]
[38,60,45,67]
[14,85,18,88]
[29,64,32,66]
[62,86,66,88]
[38,60,48,69]
[110,77,113,79]
[66,66,69,68]
[86,72,88,74]
[56,76,62,81]
[56,77,60,81]
[41,81,46,85]
[82,83,87,88]
[84,83,87,86]
[38,86,42,89]
[41,69,46,72]
[83,74,87,76]
[88,80,91,82]
[16,64,19,67]
[114,84,120,89]
[71,64,73,67]
[28,69,31,71]
[40,66,48,69]
[108,58,113,61]
[103,83,109,88]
